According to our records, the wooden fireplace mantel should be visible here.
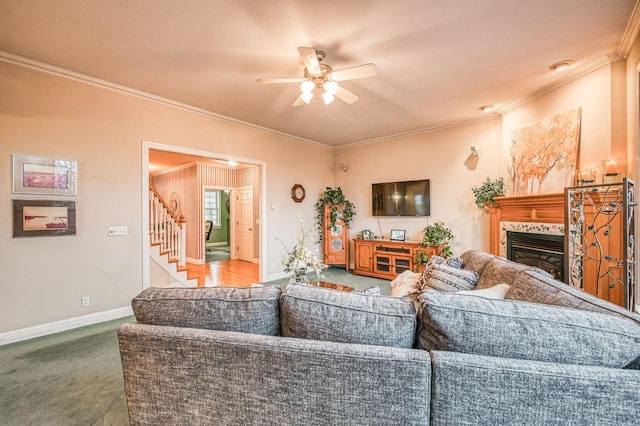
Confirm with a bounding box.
[488,193,565,255]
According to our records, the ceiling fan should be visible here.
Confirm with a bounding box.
[257,47,377,106]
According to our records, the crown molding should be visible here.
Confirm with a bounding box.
[497,55,612,116]
[617,0,640,57]
[0,50,333,151]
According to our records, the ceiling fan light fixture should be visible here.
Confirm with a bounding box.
[323,80,338,95]
[322,91,335,105]
[301,92,314,104]
[300,79,315,93]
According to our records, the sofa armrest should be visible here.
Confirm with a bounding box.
[118,323,431,425]
[430,350,640,426]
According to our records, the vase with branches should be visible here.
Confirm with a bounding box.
[278,215,325,284]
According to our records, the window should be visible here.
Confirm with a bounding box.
[204,190,221,227]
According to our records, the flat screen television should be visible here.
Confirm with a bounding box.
[372,179,430,217]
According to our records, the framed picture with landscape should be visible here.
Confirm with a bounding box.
[12,154,77,196]
[13,199,77,237]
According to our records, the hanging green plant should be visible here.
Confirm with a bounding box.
[471,177,505,210]
[314,187,356,241]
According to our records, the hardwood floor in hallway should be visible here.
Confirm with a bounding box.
[185,259,259,287]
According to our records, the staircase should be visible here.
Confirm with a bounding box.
[149,185,196,287]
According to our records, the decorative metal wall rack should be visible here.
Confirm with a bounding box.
[565,178,636,311]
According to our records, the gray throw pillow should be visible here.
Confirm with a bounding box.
[132,286,281,335]
[280,284,417,348]
[418,291,640,368]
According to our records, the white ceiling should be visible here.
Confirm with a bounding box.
[0,0,637,147]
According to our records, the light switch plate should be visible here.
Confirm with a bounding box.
[108,226,128,236]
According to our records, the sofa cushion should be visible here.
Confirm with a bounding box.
[460,249,496,276]
[475,256,536,289]
[416,262,478,292]
[132,286,281,335]
[508,270,640,327]
[280,284,417,348]
[417,291,640,368]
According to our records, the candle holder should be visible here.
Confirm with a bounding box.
[602,159,620,184]
[577,169,597,186]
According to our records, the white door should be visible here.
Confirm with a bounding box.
[236,186,254,262]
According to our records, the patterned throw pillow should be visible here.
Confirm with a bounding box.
[427,255,463,269]
[417,262,479,292]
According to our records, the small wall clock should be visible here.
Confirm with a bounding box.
[291,184,305,203]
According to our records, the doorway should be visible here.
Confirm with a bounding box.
[204,187,232,263]
[142,141,267,288]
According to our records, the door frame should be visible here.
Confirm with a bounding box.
[141,140,267,288]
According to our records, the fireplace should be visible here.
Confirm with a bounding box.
[507,231,565,281]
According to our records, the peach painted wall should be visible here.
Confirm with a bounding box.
[0,60,332,334]
[334,118,503,259]
[501,63,619,185]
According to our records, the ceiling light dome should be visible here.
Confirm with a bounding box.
[301,92,313,104]
[323,80,338,95]
[549,60,574,72]
[322,91,334,105]
[300,79,315,93]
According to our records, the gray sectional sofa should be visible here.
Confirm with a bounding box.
[118,249,640,425]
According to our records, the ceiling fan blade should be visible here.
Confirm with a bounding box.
[298,46,321,76]
[257,78,304,84]
[335,86,359,104]
[331,63,378,82]
[292,95,306,107]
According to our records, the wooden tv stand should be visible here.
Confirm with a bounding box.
[353,239,422,280]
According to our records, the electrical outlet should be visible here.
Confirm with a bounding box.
[81,296,90,307]
[108,226,128,236]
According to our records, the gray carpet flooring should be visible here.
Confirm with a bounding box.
[0,268,390,425]
[0,316,133,426]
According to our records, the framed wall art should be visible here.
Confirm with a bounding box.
[12,154,77,196]
[13,199,77,237]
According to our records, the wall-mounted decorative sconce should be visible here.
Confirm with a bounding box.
[340,163,348,172]
[470,146,479,156]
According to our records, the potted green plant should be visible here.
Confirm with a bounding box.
[356,229,379,240]
[471,177,505,210]
[314,187,356,241]
[420,221,454,259]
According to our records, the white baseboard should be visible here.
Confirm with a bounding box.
[0,306,133,346]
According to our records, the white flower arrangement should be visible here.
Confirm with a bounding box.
[279,214,326,283]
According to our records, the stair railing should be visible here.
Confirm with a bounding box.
[149,185,186,266]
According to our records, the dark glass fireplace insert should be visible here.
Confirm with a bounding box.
[506,231,565,282]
